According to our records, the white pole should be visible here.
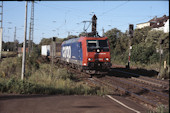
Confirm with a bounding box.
[21,1,28,80]
[0,1,3,59]
[0,28,2,59]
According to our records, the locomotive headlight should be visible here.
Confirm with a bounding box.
[105,58,109,61]
[88,58,93,61]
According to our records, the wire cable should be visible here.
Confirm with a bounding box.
[99,1,129,17]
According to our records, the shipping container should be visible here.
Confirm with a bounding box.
[41,45,50,56]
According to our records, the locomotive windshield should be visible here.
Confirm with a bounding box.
[87,40,109,52]
[98,40,108,47]
[87,40,97,48]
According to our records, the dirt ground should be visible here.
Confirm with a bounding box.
[0,94,148,113]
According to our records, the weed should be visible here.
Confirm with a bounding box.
[148,104,169,113]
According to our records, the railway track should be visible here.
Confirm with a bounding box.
[86,76,169,111]
[87,77,157,109]
[111,68,169,90]
[55,62,169,111]
[131,76,169,88]
[104,76,168,104]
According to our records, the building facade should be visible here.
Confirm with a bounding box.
[136,15,169,33]
[136,22,150,29]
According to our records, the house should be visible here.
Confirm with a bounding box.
[136,15,169,33]
[164,19,169,33]
[136,22,150,29]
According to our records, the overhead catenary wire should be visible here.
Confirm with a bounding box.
[98,1,129,17]
[35,2,85,20]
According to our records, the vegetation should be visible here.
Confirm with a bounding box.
[63,35,78,41]
[148,104,169,113]
[105,27,169,78]
[39,37,63,46]
[0,52,108,95]
[2,27,168,79]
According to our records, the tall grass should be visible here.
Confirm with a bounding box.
[0,57,108,95]
[0,57,21,78]
[148,104,169,113]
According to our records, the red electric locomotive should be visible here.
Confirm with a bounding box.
[61,36,112,74]
[79,36,111,71]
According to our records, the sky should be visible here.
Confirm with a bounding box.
[1,1,169,44]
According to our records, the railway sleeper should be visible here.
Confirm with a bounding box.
[131,77,167,89]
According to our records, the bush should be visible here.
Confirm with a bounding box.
[0,76,106,95]
[148,104,169,113]
[131,43,159,64]
[0,62,108,95]
[0,57,21,78]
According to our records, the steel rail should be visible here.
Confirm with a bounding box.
[111,68,169,88]
[92,77,158,107]
[105,76,169,99]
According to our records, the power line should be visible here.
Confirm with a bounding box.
[99,1,129,17]
[35,2,86,20]
[3,3,22,13]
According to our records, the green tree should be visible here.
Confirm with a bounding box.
[132,27,151,45]
[63,35,78,41]
[131,43,159,64]
[104,28,122,51]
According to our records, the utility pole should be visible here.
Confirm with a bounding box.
[21,1,28,80]
[14,26,17,52]
[31,1,34,51]
[51,37,56,77]
[0,1,3,59]
[127,24,134,69]
[28,1,34,54]
[28,22,31,55]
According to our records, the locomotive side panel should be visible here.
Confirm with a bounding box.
[61,38,83,66]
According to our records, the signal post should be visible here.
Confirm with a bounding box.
[127,24,134,69]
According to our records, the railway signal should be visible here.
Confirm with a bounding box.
[127,24,134,69]
[82,14,98,37]
[92,14,97,36]
[129,24,134,38]
[158,39,164,76]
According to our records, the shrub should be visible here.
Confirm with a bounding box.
[0,57,21,78]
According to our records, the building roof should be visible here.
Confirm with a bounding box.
[149,15,169,28]
[136,21,150,25]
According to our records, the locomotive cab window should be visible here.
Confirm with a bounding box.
[99,40,108,47]
[87,40,97,48]
[87,40,109,52]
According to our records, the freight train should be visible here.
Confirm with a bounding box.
[41,15,112,74]
[41,36,112,74]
